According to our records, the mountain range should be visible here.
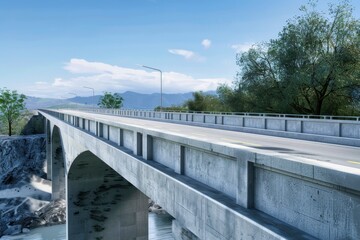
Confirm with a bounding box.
[25,91,215,110]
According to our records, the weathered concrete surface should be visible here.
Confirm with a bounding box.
[51,126,66,200]
[40,109,360,239]
[172,219,199,240]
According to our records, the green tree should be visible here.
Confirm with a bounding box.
[154,105,187,111]
[0,88,27,136]
[98,92,123,108]
[185,91,228,112]
[230,1,360,115]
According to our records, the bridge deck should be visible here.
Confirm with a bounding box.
[61,110,360,171]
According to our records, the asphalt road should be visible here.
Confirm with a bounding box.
[62,110,360,170]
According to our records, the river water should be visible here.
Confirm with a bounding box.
[0,213,174,240]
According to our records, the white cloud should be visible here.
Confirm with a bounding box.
[168,49,205,62]
[52,78,73,87]
[21,58,231,98]
[168,49,195,59]
[201,39,211,49]
[231,42,254,53]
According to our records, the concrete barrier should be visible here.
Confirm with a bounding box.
[77,109,360,147]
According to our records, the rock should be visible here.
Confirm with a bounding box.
[0,135,52,238]
[148,199,168,214]
[22,228,30,233]
[28,199,66,228]
[3,225,22,236]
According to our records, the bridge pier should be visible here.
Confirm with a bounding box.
[45,119,52,180]
[172,219,199,240]
[52,125,66,200]
[67,151,148,240]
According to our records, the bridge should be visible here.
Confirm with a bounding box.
[39,109,360,240]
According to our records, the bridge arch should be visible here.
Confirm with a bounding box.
[45,119,52,180]
[52,125,66,200]
[67,150,148,240]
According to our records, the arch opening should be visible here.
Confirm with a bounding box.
[45,120,51,180]
[67,151,148,240]
[51,125,66,200]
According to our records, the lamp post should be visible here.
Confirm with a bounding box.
[83,86,95,108]
[141,65,163,111]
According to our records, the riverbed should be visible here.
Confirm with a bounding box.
[0,212,174,240]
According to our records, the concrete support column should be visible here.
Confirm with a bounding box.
[96,121,99,136]
[174,146,185,174]
[143,134,153,160]
[236,152,255,208]
[99,122,103,138]
[119,128,124,146]
[52,126,66,200]
[337,123,342,137]
[280,119,286,131]
[263,118,267,129]
[45,120,52,180]
[134,132,143,156]
[172,219,199,240]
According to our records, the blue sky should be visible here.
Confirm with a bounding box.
[1,0,359,98]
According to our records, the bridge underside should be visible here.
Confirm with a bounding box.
[67,151,148,240]
[52,125,66,200]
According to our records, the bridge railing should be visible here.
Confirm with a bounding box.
[51,107,360,146]
[82,108,360,121]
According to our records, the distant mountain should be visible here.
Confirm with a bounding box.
[25,91,215,110]
[121,91,194,109]
[25,96,71,110]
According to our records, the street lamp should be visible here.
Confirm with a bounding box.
[83,86,95,107]
[141,65,163,111]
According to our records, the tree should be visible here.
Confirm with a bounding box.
[185,91,229,112]
[230,1,360,115]
[154,105,187,111]
[98,92,123,108]
[0,88,27,136]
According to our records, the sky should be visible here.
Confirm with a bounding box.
[1,0,360,98]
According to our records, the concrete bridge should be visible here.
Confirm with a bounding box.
[39,109,360,240]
